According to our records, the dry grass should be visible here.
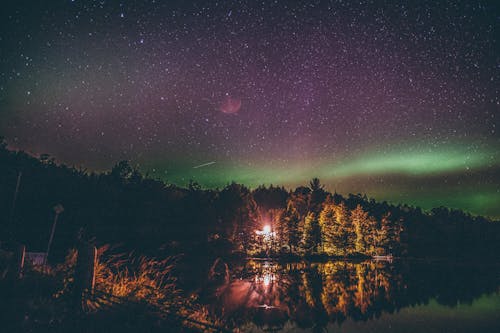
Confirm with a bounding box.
[94,245,180,307]
[91,246,227,331]
[18,244,226,332]
[52,245,182,311]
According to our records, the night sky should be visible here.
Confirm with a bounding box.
[0,1,498,218]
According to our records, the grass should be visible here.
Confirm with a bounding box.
[0,244,226,333]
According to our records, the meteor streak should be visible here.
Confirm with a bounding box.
[193,161,216,169]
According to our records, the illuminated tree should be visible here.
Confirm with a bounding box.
[318,202,355,256]
[278,199,303,254]
[366,216,379,256]
[271,208,286,251]
[318,202,336,255]
[351,205,370,254]
[375,213,394,255]
[302,212,321,254]
[378,213,403,255]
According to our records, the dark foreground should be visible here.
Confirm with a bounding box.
[1,255,500,333]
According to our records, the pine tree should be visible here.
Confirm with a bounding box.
[351,205,370,254]
[272,208,286,252]
[381,213,403,255]
[217,182,259,253]
[332,202,356,256]
[375,213,392,255]
[281,200,302,253]
[318,202,336,255]
[302,212,321,255]
[366,216,379,256]
[308,178,327,214]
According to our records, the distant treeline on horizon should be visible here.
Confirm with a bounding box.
[1,137,499,260]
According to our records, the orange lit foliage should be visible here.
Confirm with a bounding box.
[94,245,180,308]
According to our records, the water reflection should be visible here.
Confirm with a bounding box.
[203,260,500,332]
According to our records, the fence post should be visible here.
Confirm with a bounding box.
[14,243,25,279]
[74,242,97,311]
[6,243,26,280]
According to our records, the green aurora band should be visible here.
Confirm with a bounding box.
[142,143,500,219]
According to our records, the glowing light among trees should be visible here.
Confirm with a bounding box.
[256,224,274,237]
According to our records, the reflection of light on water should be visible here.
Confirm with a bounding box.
[254,272,276,287]
[263,273,272,286]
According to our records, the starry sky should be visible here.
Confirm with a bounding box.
[0,1,499,218]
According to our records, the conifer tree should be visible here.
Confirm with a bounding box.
[351,205,370,254]
[375,213,392,255]
[282,199,302,254]
[302,212,321,255]
[308,178,327,214]
[332,202,356,256]
[366,216,379,256]
[318,202,337,255]
[272,208,286,251]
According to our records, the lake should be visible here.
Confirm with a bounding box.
[199,259,500,332]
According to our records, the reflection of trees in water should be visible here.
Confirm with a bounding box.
[303,261,399,326]
[204,260,500,331]
[319,262,357,320]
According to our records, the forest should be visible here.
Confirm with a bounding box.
[1,137,499,261]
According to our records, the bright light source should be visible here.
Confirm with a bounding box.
[255,225,274,236]
[263,273,272,286]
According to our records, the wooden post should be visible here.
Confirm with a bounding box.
[6,243,25,280]
[44,204,64,266]
[14,243,25,279]
[74,242,97,311]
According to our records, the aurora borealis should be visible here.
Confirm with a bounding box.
[0,1,498,218]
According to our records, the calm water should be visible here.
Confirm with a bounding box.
[200,260,500,332]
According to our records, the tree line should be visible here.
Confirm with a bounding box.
[233,179,404,257]
[1,137,499,260]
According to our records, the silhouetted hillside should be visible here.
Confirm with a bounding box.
[1,138,499,261]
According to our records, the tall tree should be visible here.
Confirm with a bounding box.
[318,202,336,255]
[333,202,356,256]
[375,213,394,255]
[302,212,321,255]
[271,208,286,252]
[308,178,327,214]
[284,200,302,254]
[366,216,379,256]
[351,205,370,254]
[217,182,259,253]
